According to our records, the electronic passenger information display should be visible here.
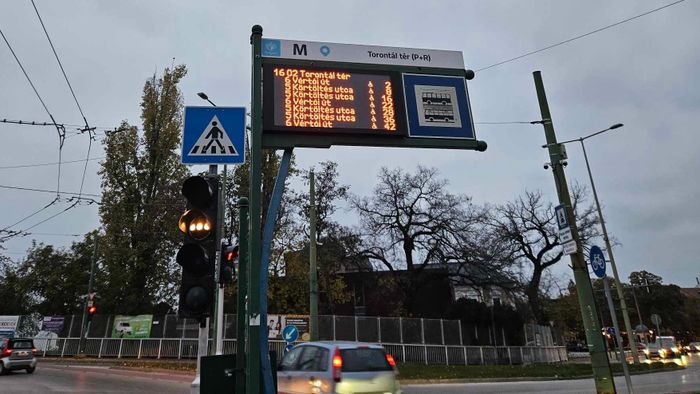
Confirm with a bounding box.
[263,64,406,135]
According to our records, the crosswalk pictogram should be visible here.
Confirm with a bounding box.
[188,115,239,156]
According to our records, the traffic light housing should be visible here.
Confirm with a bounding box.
[177,175,219,320]
[87,304,97,321]
[220,244,239,284]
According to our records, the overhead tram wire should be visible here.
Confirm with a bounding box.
[0,156,104,170]
[0,27,66,197]
[31,0,96,200]
[0,28,69,233]
[476,0,687,72]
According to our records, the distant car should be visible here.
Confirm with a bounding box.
[657,336,682,358]
[277,341,401,394]
[684,342,700,354]
[0,338,38,375]
[115,322,133,337]
[644,342,662,359]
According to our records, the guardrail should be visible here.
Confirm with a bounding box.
[33,337,567,365]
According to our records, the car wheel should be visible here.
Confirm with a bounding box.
[26,367,35,374]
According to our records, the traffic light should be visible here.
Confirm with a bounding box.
[220,244,239,284]
[87,305,97,321]
[177,175,219,320]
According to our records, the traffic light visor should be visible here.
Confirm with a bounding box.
[176,243,210,275]
[178,209,213,240]
[182,176,213,209]
[184,286,210,313]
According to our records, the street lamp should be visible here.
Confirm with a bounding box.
[197,92,217,107]
[547,123,641,364]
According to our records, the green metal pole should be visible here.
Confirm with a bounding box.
[309,170,319,341]
[247,24,263,394]
[533,71,616,394]
[580,140,639,364]
[235,197,249,394]
[79,234,98,354]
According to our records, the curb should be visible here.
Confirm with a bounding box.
[398,365,684,385]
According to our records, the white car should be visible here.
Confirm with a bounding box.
[277,341,401,394]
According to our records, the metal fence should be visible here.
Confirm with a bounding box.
[33,337,567,365]
[23,314,521,346]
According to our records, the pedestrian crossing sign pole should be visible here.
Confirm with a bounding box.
[182,106,246,165]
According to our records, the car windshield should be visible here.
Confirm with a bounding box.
[340,348,392,372]
[658,339,675,347]
[11,340,33,349]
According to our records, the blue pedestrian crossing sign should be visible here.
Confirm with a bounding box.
[182,106,246,165]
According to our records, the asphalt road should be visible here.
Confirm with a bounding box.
[402,355,700,394]
[0,364,191,393]
[2,355,699,393]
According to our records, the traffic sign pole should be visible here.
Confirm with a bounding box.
[534,71,616,394]
[309,170,319,341]
[604,277,634,393]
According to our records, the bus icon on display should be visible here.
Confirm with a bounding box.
[422,92,451,106]
[424,109,455,123]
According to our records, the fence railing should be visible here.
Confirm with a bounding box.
[33,337,567,365]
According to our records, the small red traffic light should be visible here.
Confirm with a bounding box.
[88,306,97,314]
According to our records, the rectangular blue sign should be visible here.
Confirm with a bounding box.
[182,106,246,165]
[402,74,475,140]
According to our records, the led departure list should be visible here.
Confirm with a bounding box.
[270,67,399,133]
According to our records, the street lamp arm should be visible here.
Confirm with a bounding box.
[544,124,624,147]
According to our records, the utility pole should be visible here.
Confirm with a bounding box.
[78,234,98,355]
[533,71,616,394]
[309,170,319,341]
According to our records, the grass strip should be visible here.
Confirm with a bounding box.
[397,361,681,380]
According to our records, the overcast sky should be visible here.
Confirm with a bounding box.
[1,0,698,288]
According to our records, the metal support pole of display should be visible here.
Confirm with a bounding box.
[247,24,264,394]
[533,71,616,394]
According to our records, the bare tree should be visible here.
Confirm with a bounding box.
[487,184,600,324]
[350,166,476,272]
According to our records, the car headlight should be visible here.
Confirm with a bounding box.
[671,347,679,353]
[643,349,649,354]
[659,349,666,357]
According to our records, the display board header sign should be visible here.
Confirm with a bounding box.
[262,38,465,69]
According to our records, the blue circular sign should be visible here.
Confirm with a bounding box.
[282,325,298,343]
[589,245,606,278]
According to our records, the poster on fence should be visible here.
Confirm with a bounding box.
[267,314,284,340]
[40,316,65,334]
[111,315,153,338]
[0,316,19,338]
[285,315,310,342]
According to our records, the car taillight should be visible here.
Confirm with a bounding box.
[332,347,342,382]
[2,348,12,356]
[32,348,38,354]
[386,353,396,367]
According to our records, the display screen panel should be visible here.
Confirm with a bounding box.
[263,64,406,135]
